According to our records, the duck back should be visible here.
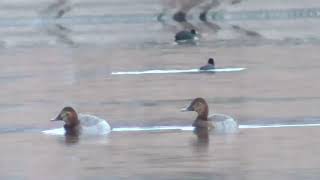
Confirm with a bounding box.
[208,114,238,133]
[175,31,194,41]
[200,64,215,70]
[78,114,111,135]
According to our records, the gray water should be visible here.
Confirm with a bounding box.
[1,0,320,179]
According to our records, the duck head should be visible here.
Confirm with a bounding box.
[181,97,209,121]
[190,29,197,35]
[51,106,80,129]
[208,58,215,66]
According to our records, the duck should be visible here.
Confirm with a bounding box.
[50,106,111,136]
[181,98,238,133]
[200,58,215,70]
[175,29,199,43]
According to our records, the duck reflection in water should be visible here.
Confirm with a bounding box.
[193,127,210,149]
[64,133,80,144]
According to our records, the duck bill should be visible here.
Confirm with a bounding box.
[50,113,63,121]
[180,105,194,112]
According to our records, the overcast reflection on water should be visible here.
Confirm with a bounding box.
[1,0,320,179]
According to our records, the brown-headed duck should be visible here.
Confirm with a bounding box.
[51,107,111,136]
[181,98,238,133]
[200,58,215,70]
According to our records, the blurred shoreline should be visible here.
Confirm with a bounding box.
[0,0,319,47]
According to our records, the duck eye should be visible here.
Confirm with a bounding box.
[195,102,203,109]
[65,112,71,116]
[61,112,69,118]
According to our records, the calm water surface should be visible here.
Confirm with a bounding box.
[1,0,320,179]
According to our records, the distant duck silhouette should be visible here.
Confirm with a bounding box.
[200,58,215,70]
[175,29,199,44]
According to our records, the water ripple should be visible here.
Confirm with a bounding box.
[212,8,320,21]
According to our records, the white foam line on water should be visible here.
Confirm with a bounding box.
[42,123,320,135]
[111,68,246,75]
[112,123,320,132]
[42,128,65,135]
[239,123,320,129]
[112,126,194,132]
